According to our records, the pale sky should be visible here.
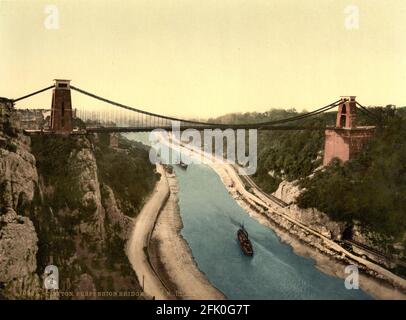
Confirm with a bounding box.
[0,0,405,118]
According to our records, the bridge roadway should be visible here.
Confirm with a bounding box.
[23,125,326,135]
[24,123,378,135]
[86,125,325,133]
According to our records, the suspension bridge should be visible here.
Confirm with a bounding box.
[4,80,402,279]
[8,79,377,165]
[10,79,377,133]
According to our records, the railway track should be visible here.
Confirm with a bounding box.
[236,167,406,271]
[344,240,406,269]
[239,173,288,208]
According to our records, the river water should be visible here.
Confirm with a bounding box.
[127,133,371,300]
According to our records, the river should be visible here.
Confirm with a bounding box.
[127,133,371,300]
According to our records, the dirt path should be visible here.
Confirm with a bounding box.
[127,165,171,300]
[127,164,225,300]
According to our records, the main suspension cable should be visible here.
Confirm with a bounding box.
[71,85,220,126]
[71,85,341,127]
[355,101,381,123]
[258,100,341,126]
[12,85,55,103]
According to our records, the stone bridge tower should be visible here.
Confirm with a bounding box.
[323,96,375,165]
[50,79,73,133]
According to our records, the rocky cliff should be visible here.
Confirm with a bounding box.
[273,180,346,240]
[0,101,157,299]
[0,99,41,298]
[273,179,405,269]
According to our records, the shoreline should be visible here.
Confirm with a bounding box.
[148,171,226,300]
[129,134,405,300]
[127,163,225,300]
[161,135,406,299]
[209,163,406,300]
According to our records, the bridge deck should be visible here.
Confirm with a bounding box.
[24,125,326,135]
[86,125,326,133]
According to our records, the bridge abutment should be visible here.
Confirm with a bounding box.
[323,96,374,166]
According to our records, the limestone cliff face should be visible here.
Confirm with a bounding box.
[273,179,402,267]
[0,100,41,299]
[272,180,301,205]
[0,103,38,210]
[1,101,152,299]
[273,180,346,240]
[70,140,106,241]
[101,184,133,240]
[30,134,141,298]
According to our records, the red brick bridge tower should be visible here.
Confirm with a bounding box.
[323,96,375,165]
[50,79,73,133]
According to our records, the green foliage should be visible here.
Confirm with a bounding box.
[253,121,326,191]
[4,139,17,152]
[31,135,83,210]
[97,132,111,146]
[2,120,18,137]
[94,135,159,217]
[298,108,406,238]
[105,233,126,270]
[28,133,152,297]
[213,108,336,192]
[214,106,406,238]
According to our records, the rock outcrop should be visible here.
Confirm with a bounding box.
[273,178,403,268]
[101,184,133,239]
[0,100,41,299]
[71,140,106,241]
[1,101,156,299]
[272,180,301,205]
[29,134,142,298]
[273,180,346,239]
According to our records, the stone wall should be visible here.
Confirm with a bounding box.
[323,127,375,165]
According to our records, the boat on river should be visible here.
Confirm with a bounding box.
[237,224,253,256]
[178,161,188,170]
